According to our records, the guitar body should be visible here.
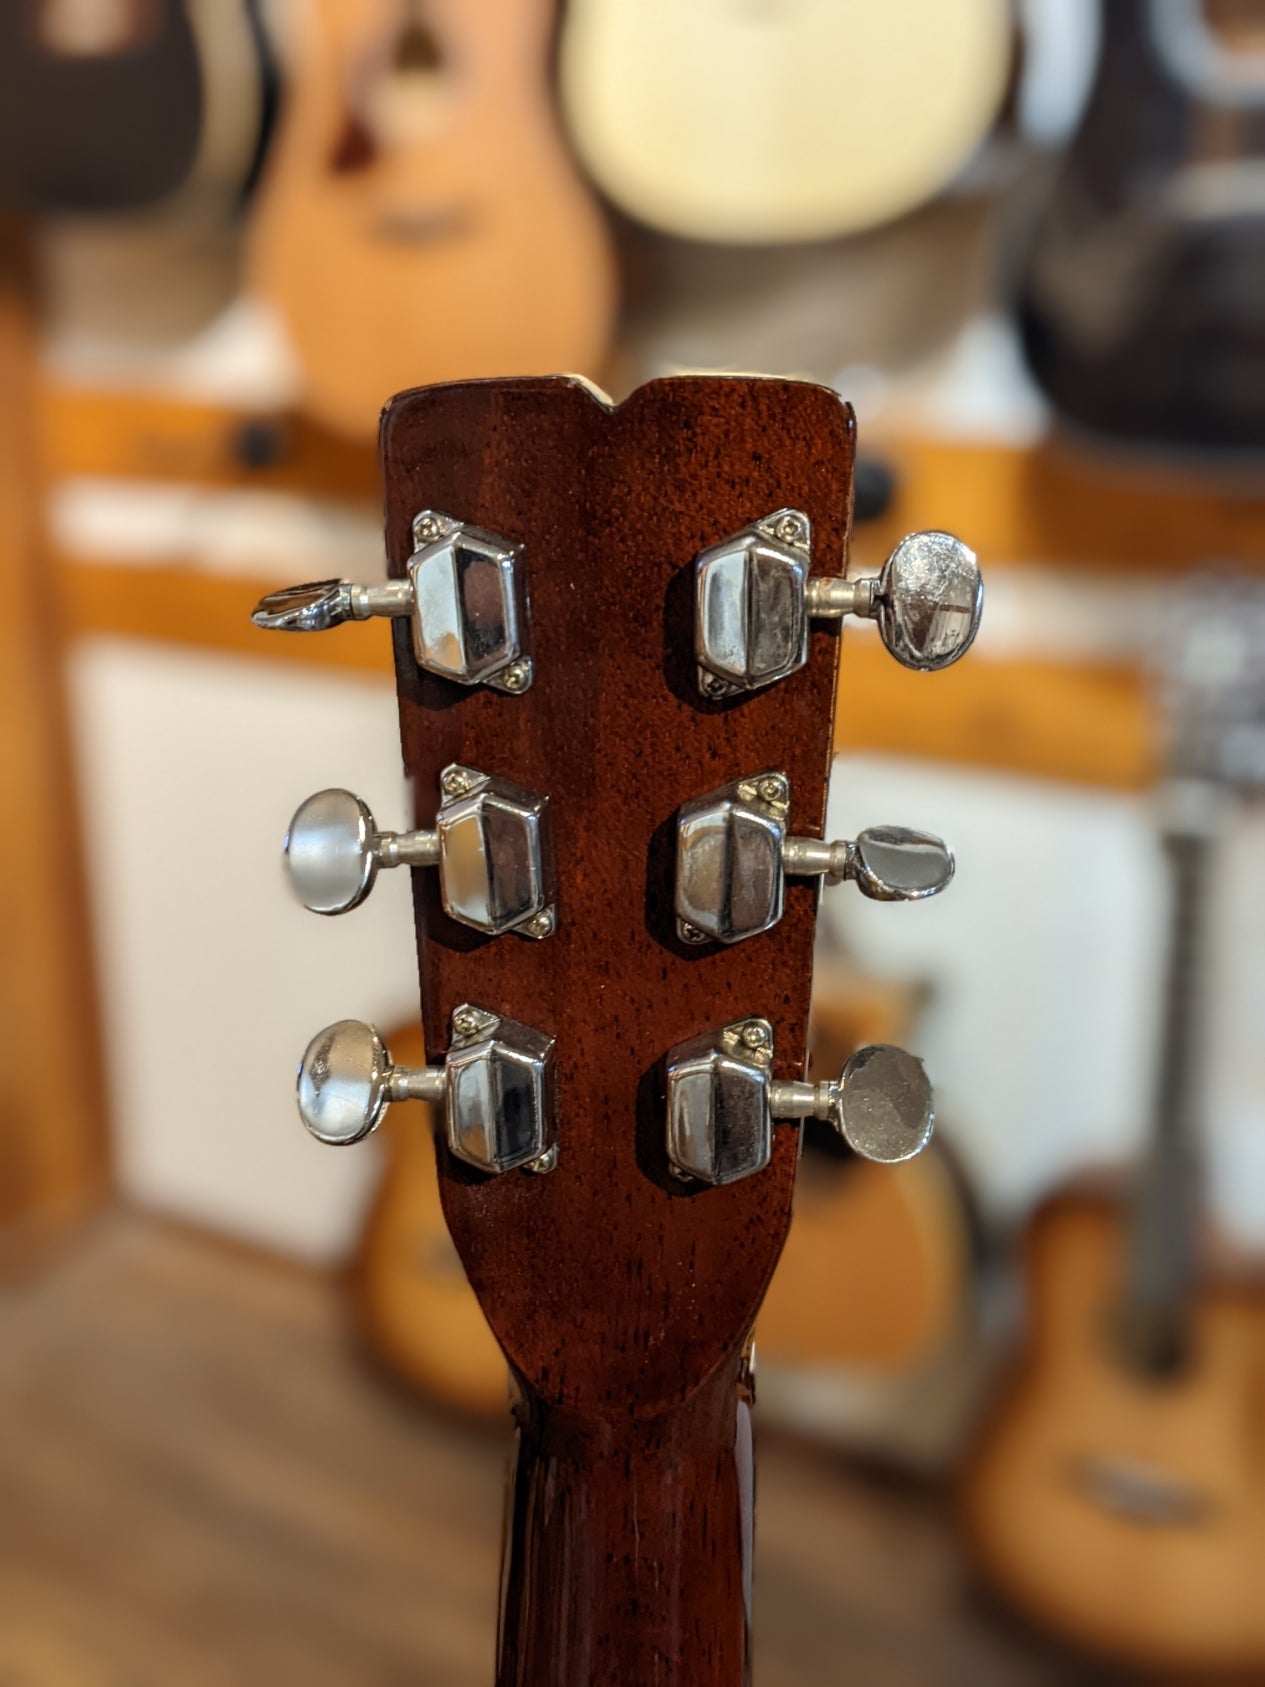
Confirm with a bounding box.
[352,1024,507,1417]
[0,0,203,213]
[760,1148,968,1375]
[249,0,616,440]
[962,1195,1265,1673]
[559,0,1010,244]
[1017,0,1265,454]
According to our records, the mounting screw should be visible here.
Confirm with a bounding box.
[442,767,477,798]
[757,775,788,805]
[523,1144,559,1175]
[522,908,555,940]
[741,1021,771,1052]
[415,513,444,544]
[499,659,533,694]
[679,921,710,945]
[453,1007,488,1039]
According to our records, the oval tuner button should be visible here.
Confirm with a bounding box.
[285,788,377,915]
[297,1019,394,1146]
[874,531,982,672]
[252,579,355,632]
[834,1044,934,1164]
[850,825,954,902]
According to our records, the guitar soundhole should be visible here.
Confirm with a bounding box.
[330,4,448,173]
[36,0,156,57]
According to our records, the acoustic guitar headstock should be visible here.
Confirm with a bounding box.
[255,375,980,1416]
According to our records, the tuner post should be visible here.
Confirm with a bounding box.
[676,771,952,945]
[694,509,982,696]
[297,1008,557,1175]
[665,1020,934,1186]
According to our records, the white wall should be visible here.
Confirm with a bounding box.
[68,646,1265,1260]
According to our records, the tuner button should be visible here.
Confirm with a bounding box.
[831,1044,934,1163]
[296,1007,556,1173]
[297,1019,404,1146]
[252,578,357,632]
[285,788,378,915]
[283,768,554,938]
[676,774,953,944]
[665,1022,936,1185]
[873,531,982,672]
[251,510,532,694]
[848,825,954,901]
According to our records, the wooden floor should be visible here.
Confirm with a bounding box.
[0,1214,1101,1686]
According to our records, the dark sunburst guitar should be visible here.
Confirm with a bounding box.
[252,375,981,1682]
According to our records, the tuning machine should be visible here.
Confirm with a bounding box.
[676,771,951,946]
[252,509,533,693]
[297,1007,557,1174]
[694,508,981,697]
[665,1019,933,1187]
[285,765,555,939]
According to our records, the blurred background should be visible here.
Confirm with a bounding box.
[2,0,1264,1680]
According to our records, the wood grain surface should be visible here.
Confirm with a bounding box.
[0,220,109,1271]
[380,374,850,1684]
[0,1213,1083,1687]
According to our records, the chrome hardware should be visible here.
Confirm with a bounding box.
[297,1007,557,1175]
[252,510,532,692]
[694,510,981,696]
[664,1019,934,1186]
[675,771,952,945]
[284,766,554,938]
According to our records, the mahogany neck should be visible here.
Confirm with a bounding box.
[497,1349,755,1687]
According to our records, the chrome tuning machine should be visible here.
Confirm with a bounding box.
[676,771,952,946]
[252,509,533,693]
[285,765,555,939]
[694,507,981,697]
[297,1007,557,1175]
[665,1019,933,1187]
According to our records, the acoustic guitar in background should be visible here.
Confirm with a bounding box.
[248,0,616,441]
[961,581,1265,1675]
[351,969,974,1423]
[38,0,278,350]
[251,371,983,1679]
[1016,0,1265,455]
[559,0,1013,245]
[0,0,203,213]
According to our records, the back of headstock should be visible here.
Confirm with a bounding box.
[254,374,980,1685]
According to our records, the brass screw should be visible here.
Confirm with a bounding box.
[453,1008,485,1039]
[442,767,475,797]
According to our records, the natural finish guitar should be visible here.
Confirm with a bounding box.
[961,581,1265,1674]
[248,0,616,441]
[253,374,981,1681]
[559,0,1011,244]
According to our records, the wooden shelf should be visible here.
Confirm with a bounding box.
[45,382,1265,793]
